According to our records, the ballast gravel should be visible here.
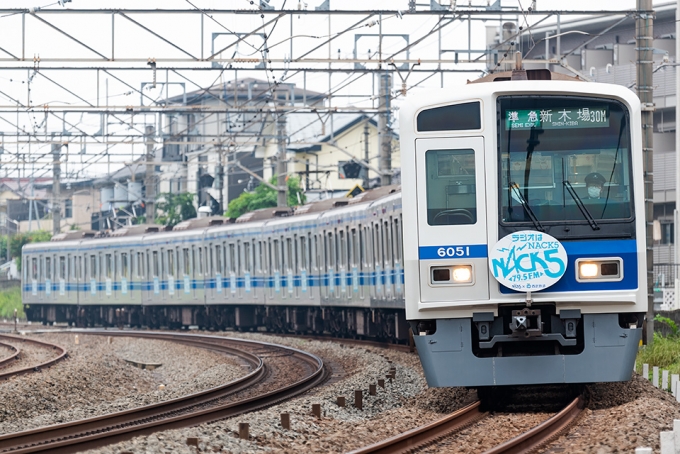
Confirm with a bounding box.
[0,336,58,374]
[0,332,246,435]
[87,332,477,454]
[7,330,679,453]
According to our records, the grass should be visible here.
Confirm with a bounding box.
[636,334,680,376]
[0,287,23,319]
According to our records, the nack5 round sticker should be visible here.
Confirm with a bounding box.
[488,230,567,292]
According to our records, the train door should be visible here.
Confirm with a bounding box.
[243,240,254,300]
[299,234,310,301]
[393,216,404,299]
[372,223,383,300]
[414,137,490,302]
[382,219,394,300]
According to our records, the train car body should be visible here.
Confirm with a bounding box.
[400,71,646,387]
[22,187,410,341]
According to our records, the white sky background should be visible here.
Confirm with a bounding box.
[0,0,667,180]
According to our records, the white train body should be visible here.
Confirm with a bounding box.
[400,74,646,386]
[22,187,410,340]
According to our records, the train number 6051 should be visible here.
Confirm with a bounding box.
[437,246,470,257]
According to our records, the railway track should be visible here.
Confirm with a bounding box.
[0,342,19,368]
[0,334,68,380]
[350,395,585,454]
[0,330,326,454]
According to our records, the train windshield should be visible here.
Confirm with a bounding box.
[498,96,633,229]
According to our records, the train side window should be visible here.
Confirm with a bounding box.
[31,257,38,280]
[227,244,235,274]
[350,229,358,269]
[266,239,272,274]
[256,240,263,273]
[284,238,291,272]
[416,101,481,132]
[90,255,97,280]
[299,236,308,271]
[215,245,222,274]
[121,253,129,278]
[338,230,347,269]
[394,217,403,264]
[59,256,66,280]
[105,254,113,279]
[272,239,280,272]
[198,247,204,276]
[45,256,51,280]
[83,255,88,280]
[152,251,159,277]
[234,241,243,274]
[373,224,381,267]
[328,231,335,270]
[359,226,366,271]
[244,242,252,273]
[182,248,190,275]
[425,148,477,226]
[168,249,175,277]
[383,220,392,267]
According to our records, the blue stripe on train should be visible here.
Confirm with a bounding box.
[23,269,406,294]
[499,239,638,293]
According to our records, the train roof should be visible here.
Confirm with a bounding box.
[22,185,404,252]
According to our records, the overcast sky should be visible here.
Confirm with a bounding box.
[0,0,670,180]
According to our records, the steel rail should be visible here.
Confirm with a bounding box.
[0,342,19,368]
[481,395,585,454]
[0,334,67,381]
[0,331,326,454]
[348,401,486,454]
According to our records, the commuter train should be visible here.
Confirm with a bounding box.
[22,185,411,341]
[23,68,646,387]
[401,69,646,386]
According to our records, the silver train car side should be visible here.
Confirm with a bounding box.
[22,186,411,341]
[400,70,646,387]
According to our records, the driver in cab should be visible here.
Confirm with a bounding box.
[585,172,606,200]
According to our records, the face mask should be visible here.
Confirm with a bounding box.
[588,186,601,198]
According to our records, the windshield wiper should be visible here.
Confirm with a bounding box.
[509,182,544,231]
[563,181,600,230]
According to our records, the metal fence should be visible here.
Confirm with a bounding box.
[654,264,680,289]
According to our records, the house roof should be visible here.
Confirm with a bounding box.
[165,77,326,106]
[287,113,398,153]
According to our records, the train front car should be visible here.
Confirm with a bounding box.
[400,72,646,387]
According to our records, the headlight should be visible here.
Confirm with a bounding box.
[576,259,622,281]
[430,265,473,285]
[579,263,599,278]
[452,265,473,283]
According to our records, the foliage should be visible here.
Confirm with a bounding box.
[654,314,679,337]
[0,287,23,319]
[225,175,306,219]
[636,334,680,376]
[10,231,52,271]
[155,192,197,228]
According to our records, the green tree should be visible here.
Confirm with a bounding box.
[225,175,306,219]
[10,231,52,271]
[155,192,197,228]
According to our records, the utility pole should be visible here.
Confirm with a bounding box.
[378,73,392,187]
[363,120,370,189]
[276,114,287,207]
[145,125,156,224]
[637,0,654,345]
[51,142,61,235]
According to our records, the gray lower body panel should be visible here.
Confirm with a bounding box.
[414,314,640,387]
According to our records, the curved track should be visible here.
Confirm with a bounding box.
[0,342,19,368]
[0,334,67,381]
[350,395,585,454]
[0,330,326,454]
[481,395,585,454]
[348,401,487,454]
